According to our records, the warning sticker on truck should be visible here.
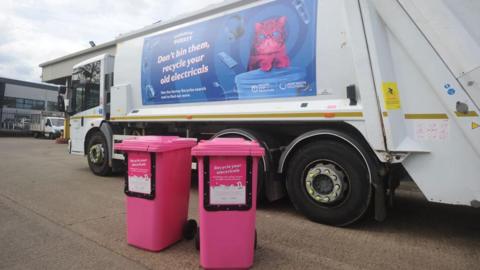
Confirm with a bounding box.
[382,82,401,110]
[141,0,318,105]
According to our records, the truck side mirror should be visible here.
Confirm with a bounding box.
[58,95,65,112]
[58,85,67,95]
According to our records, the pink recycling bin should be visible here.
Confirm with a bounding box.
[115,136,197,251]
[192,138,265,269]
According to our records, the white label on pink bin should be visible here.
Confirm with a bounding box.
[128,175,151,194]
[128,153,152,195]
[209,157,246,205]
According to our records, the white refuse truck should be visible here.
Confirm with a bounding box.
[56,0,480,226]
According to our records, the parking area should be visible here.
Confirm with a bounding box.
[0,137,479,270]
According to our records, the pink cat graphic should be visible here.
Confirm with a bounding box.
[248,16,290,72]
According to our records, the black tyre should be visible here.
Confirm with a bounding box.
[256,160,266,202]
[183,219,197,240]
[87,132,112,176]
[286,141,371,226]
[194,227,200,251]
[33,132,38,138]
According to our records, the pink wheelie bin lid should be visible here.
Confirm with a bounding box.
[116,136,197,152]
[192,138,264,156]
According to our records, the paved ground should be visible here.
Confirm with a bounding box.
[0,137,479,270]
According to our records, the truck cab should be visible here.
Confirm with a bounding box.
[45,117,64,138]
[64,54,114,155]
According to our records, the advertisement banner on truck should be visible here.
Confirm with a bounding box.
[141,0,317,105]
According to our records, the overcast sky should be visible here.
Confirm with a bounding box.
[0,0,224,83]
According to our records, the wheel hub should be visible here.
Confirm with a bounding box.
[305,163,345,204]
[312,175,334,194]
[89,144,104,165]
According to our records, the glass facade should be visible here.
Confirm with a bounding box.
[47,101,58,111]
[1,97,46,110]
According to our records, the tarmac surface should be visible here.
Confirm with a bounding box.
[0,137,479,270]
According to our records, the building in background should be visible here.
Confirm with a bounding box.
[40,41,116,86]
[0,77,60,130]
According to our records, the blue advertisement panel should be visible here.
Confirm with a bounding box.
[141,0,317,105]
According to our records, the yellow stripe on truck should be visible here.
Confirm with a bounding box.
[382,112,449,119]
[383,112,479,119]
[455,111,479,117]
[404,114,449,119]
[110,112,364,121]
[70,115,103,120]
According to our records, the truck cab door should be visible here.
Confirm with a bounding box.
[69,59,105,154]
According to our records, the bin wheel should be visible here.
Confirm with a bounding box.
[195,227,200,251]
[183,219,197,240]
[254,229,257,250]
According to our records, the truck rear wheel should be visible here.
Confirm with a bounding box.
[87,132,111,176]
[286,141,371,226]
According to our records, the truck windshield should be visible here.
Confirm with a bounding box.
[70,61,101,114]
[50,119,64,126]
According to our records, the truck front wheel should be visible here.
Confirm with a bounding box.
[286,141,371,226]
[87,132,112,176]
